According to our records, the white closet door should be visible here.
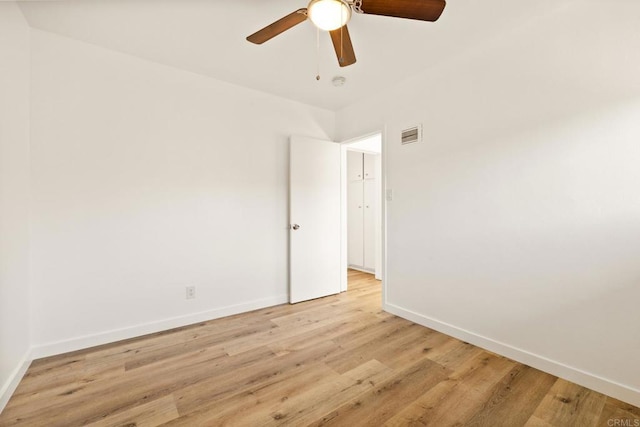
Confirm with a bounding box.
[363,179,376,270]
[347,151,363,181]
[363,153,376,180]
[348,180,364,267]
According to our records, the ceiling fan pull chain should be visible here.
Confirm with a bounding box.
[316,26,321,80]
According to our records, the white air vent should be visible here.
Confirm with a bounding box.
[401,125,422,145]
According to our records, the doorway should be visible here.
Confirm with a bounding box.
[340,132,384,293]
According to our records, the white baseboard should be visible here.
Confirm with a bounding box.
[0,349,32,413]
[31,295,289,359]
[384,302,640,408]
[348,265,375,274]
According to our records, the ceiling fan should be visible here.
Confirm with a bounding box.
[246,0,446,68]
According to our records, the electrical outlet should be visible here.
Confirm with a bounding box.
[186,286,196,299]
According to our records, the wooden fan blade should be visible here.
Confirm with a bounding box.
[360,0,446,22]
[246,8,308,44]
[329,25,356,67]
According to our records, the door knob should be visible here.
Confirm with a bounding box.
[292,224,300,230]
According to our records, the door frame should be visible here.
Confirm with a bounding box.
[339,130,387,300]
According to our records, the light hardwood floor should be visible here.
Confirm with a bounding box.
[1,270,638,426]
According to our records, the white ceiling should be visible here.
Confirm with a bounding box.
[18,0,567,111]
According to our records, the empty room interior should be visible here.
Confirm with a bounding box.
[1,0,640,425]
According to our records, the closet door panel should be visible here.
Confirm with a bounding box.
[363,179,376,270]
[348,180,364,267]
[363,153,376,180]
[347,151,364,181]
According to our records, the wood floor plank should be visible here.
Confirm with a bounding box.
[1,345,268,426]
[1,270,638,427]
[164,361,341,426]
[123,318,277,370]
[6,362,125,414]
[267,315,365,357]
[598,400,640,427]
[324,319,422,374]
[309,357,450,426]
[84,394,179,427]
[172,358,392,426]
[424,337,485,370]
[223,307,370,356]
[528,378,608,427]
[171,338,343,417]
[12,356,87,397]
[605,397,640,418]
[264,358,393,426]
[463,364,557,427]
[524,415,555,426]
[383,351,517,426]
[383,378,461,427]
[377,326,452,370]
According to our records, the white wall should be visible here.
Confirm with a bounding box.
[0,2,32,410]
[29,30,334,355]
[336,1,640,406]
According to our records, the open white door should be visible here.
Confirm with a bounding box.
[290,136,341,303]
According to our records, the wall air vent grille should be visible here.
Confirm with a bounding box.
[401,125,422,145]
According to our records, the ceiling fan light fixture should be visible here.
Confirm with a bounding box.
[307,0,351,32]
